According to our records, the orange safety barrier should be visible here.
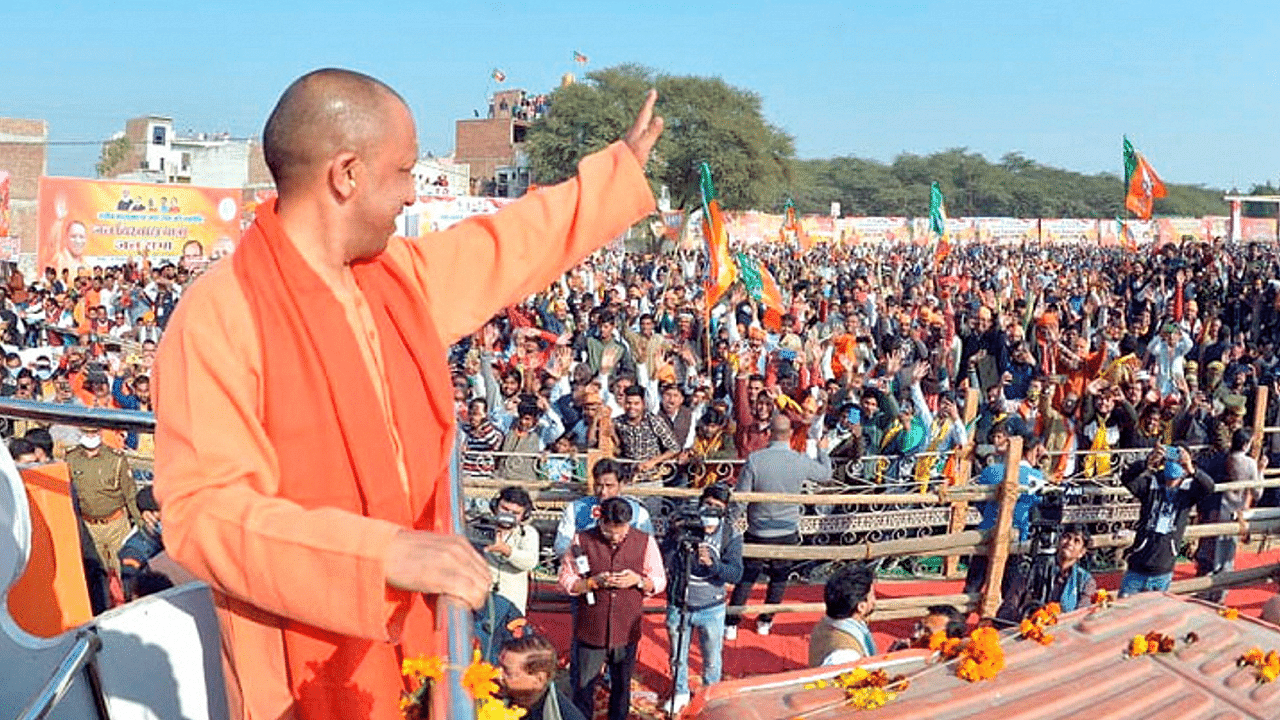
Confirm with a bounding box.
[8,462,92,637]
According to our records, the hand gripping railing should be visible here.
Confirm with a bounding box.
[432,437,477,720]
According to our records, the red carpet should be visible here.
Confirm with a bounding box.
[529,548,1280,707]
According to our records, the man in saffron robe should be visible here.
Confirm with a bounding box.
[152,68,662,720]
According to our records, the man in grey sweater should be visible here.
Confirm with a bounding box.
[725,414,832,638]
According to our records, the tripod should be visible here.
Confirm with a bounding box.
[1017,522,1062,617]
[667,538,699,712]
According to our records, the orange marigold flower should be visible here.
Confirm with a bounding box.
[1220,607,1240,620]
[462,657,502,701]
[1261,664,1280,684]
[1093,589,1111,604]
[1045,603,1061,617]
[928,631,948,652]
[1240,648,1265,667]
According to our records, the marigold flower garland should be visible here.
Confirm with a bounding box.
[1238,648,1280,683]
[954,627,1004,682]
[801,667,911,711]
[400,650,525,720]
[1018,603,1060,646]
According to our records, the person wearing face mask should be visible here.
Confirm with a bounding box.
[66,426,147,579]
[659,483,743,714]
[483,486,540,614]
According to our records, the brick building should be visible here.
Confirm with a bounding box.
[0,118,48,256]
[454,88,543,197]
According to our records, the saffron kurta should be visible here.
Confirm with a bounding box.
[153,143,655,720]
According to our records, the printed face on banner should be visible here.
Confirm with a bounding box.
[38,177,240,274]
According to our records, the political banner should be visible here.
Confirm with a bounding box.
[837,217,911,246]
[1239,217,1278,242]
[1040,219,1099,245]
[1156,217,1208,246]
[911,217,975,246]
[798,215,835,245]
[975,217,1039,245]
[397,195,515,237]
[38,177,240,274]
[721,211,780,246]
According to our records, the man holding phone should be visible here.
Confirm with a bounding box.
[559,497,666,720]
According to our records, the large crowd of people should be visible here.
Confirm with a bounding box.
[11,224,1280,716]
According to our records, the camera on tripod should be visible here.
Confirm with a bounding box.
[668,508,709,546]
[1027,482,1084,555]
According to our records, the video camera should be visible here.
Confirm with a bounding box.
[1027,482,1085,555]
[668,507,709,545]
[467,508,520,553]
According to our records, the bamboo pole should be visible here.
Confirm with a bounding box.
[943,440,976,578]
[1167,563,1279,594]
[1253,385,1270,462]
[980,436,1023,617]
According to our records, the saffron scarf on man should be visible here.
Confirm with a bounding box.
[232,199,456,719]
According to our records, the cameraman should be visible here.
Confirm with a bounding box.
[484,486,541,614]
[660,483,743,715]
[1119,444,1214,597]
[996,525,1097,623]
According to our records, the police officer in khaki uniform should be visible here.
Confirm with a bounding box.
[67,426,149,574]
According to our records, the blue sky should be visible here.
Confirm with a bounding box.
[6,0,1278,191]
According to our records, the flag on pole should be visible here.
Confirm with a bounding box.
[779,198,810,250]
[572,51,589,65]
[1116,218,1137,252]
[1123,136,1166,220]
[491,68,507,83]
[736,252,786,330]
[930,181,951,263]
[699,163,737,311]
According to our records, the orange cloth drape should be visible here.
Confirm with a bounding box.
[153,142,655,720]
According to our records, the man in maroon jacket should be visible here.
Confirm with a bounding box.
[559,497,667,720]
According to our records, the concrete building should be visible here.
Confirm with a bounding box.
[102,115,272,189]
[0,118,48,256]
[413,155,471,198]
[454,88,545,197]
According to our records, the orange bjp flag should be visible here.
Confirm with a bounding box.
[700,163,737,310]
[1123,137,1166,220]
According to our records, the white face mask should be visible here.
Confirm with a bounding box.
[700,515,722,533]
[79,434,102,450]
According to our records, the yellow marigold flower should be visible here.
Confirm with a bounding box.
[1220,608,1240,620]
[476,697,527,720]
[462,659,502,701]
[401,656,445,682]
[1129,635,1148,657]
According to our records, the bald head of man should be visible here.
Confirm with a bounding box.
[770,413,792,441]
[262,68,418,262]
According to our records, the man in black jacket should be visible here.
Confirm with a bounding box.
[1119,444,1214,597]
[661,483,744,715]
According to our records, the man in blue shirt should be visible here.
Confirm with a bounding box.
[963,433,1048,595]
[553,458,653,557]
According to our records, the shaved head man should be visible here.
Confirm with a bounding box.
[154,68,662,720]
[729,390,834,638]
